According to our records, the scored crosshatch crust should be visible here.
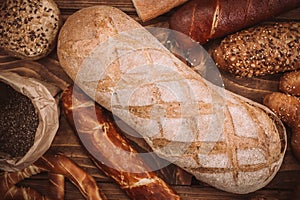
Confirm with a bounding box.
[57,6,287,194]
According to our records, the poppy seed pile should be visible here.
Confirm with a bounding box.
[0,82,38,158]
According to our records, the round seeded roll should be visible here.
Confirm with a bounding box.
[0,0,62,60]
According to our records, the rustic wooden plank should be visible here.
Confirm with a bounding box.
[281,152,300,172]
[20,179,130,199]
[0,0,136,12]
[176,186,293,200]
[54,0,136,12]
[1,0,300,199]
[20,178,295,200]
[1,53,299,199]
[220,71,281,103]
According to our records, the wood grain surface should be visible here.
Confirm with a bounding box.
[0,0,300,199]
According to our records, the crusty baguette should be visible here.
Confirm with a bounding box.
[61,85,181,200]
[57,6,286,194]
[169,0,300,44]
[131,0,188,22]
[212,22,300,77]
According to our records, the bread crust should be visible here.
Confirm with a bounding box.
[0,153,107,200]
[132,0,189,21]
[57,6,287,194]
[212,22,300,77]
[280,70,300,96]
[62,85,181,200]
[169,0,300,44]
[0,0,62,60]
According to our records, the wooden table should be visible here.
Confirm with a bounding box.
[1,0,300,199]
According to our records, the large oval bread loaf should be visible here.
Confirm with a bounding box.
[57,6,286,194]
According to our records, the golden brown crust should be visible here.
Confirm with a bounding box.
[0,0,62,60]
[35,153,107,200]
[169,0,300,44]
[0,153,107,200]
[280,70,300,96]
[212,22,300,77]
[264,91,300,162]
[61,85,181,200]
[57,6,286,194]
[0,165,42,196]
[292,126,300,161]
[263,92,300,128]
[48,173,65,200]
[212,45,228,72]
[132,0,188,22]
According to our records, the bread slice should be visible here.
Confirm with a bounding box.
[132,0,189,21]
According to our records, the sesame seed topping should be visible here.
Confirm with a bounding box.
[214,22,300,77]
[0,0,61,59]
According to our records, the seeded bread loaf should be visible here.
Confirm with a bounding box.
[57,6,286,194]
[0,0,61,60]
[212,22,300,77]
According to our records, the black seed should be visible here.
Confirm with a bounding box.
[0,82,38,158]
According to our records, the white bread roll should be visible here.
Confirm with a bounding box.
[57,6,286,194]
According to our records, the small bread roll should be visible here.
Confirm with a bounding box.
[132,0,188,22]
[0,0,62,60]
